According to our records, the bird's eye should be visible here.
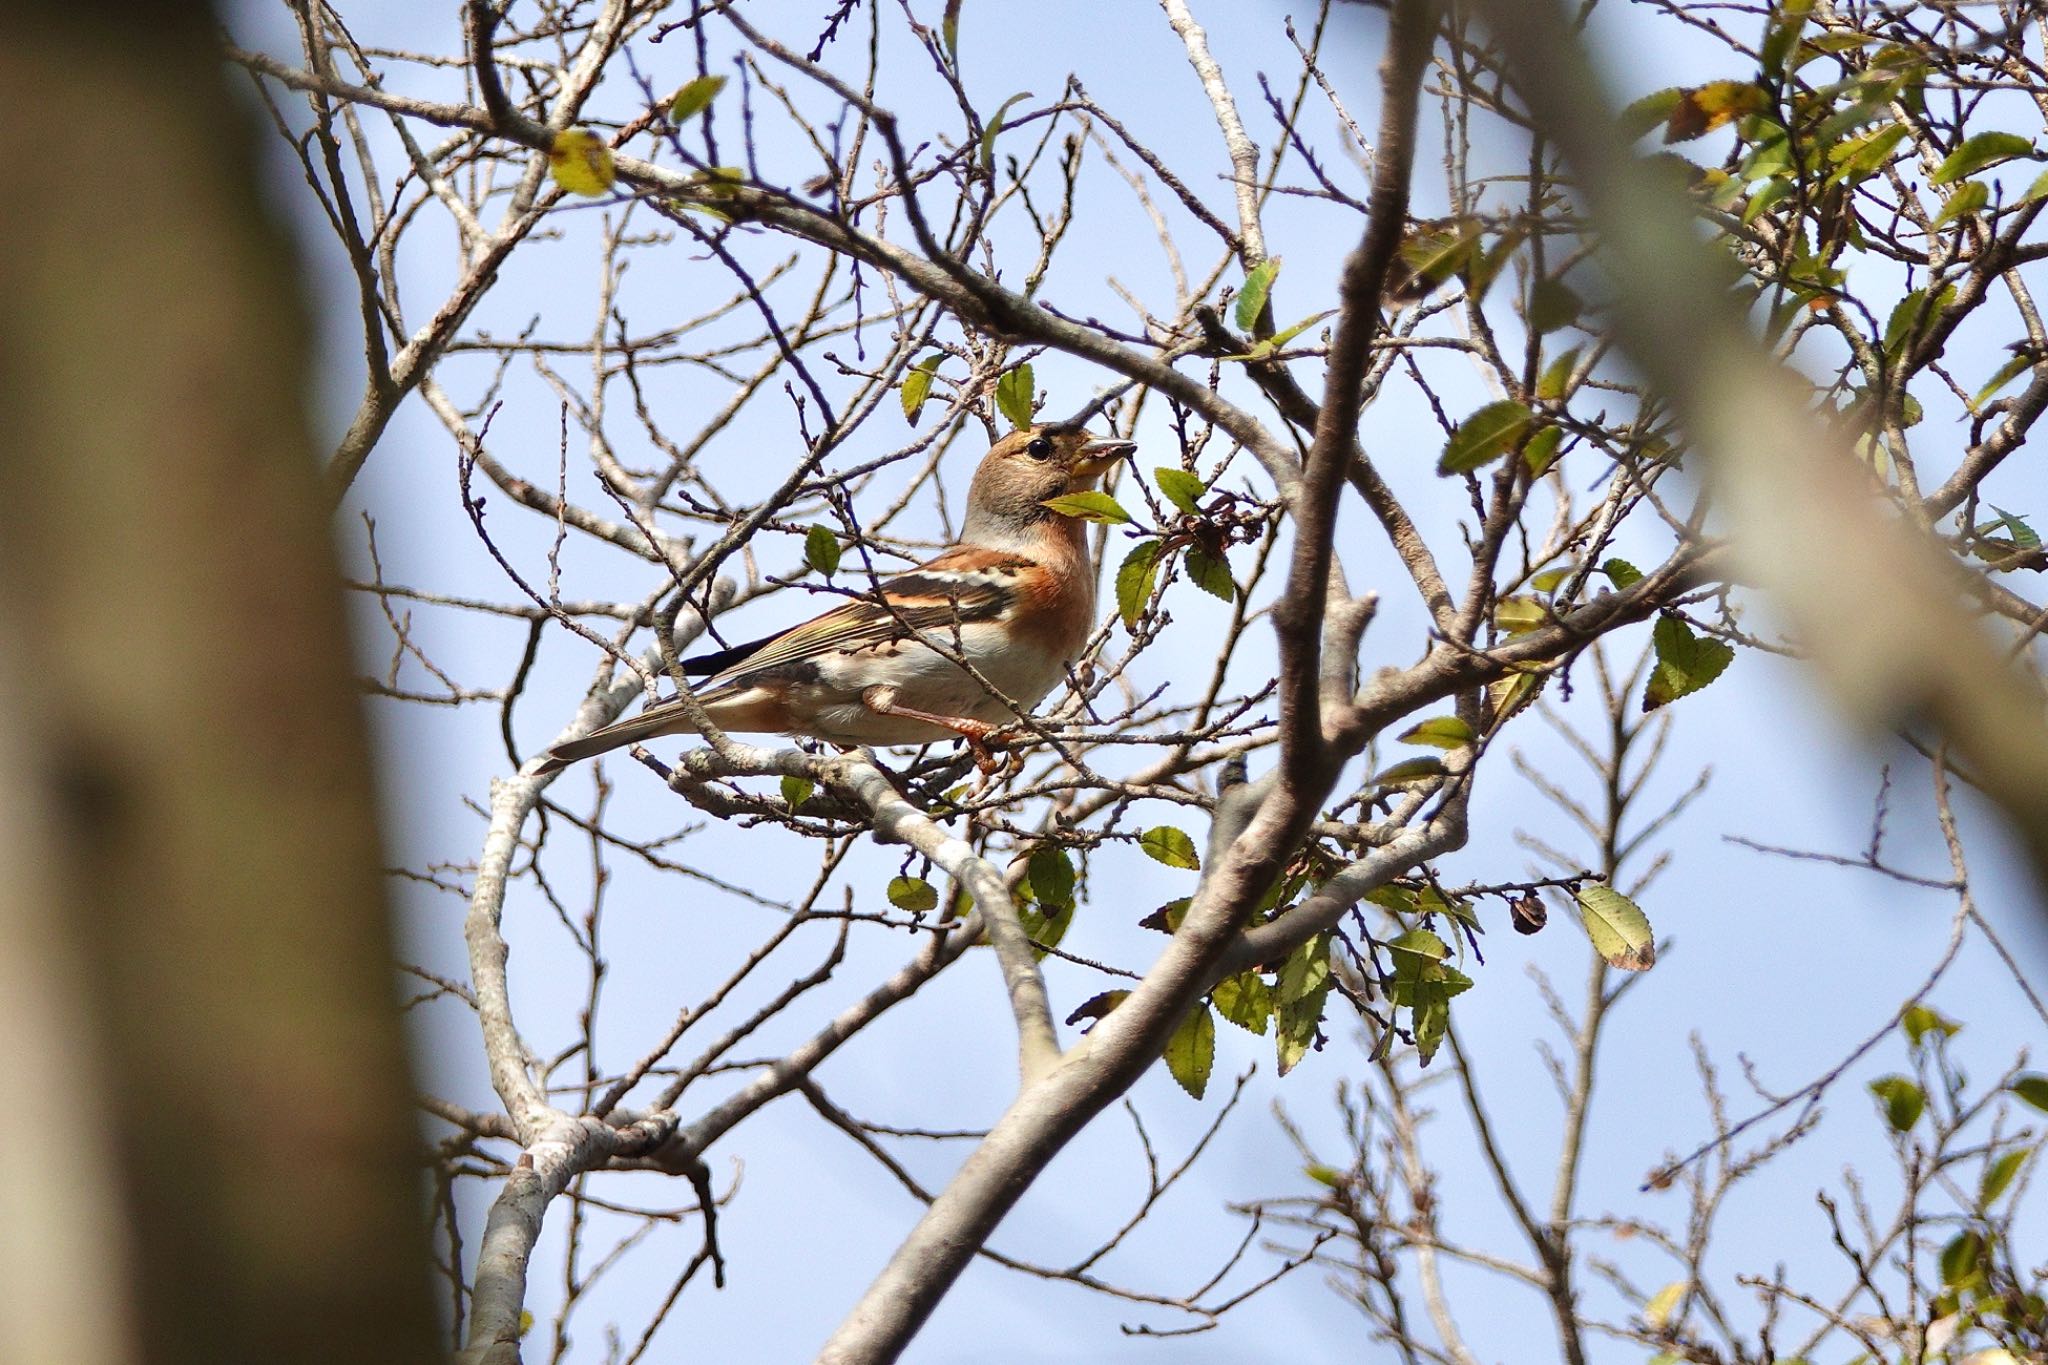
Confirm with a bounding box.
[1025,436,1053,460]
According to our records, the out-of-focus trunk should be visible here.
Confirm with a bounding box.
[0,7,439,1363]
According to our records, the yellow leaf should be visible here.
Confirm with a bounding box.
[1643,1281,1684,1329]
[668,74,728,123]
[1576,883,1656,971]
[692,165,747,196]
[1489,669,1543,724]
[549,129,616,196]
[1494,596,1547,635]
[1664,81,1769,143]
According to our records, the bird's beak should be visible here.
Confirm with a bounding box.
[1072,438,1136,480]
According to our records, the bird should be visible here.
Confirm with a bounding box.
[534,423,1136,776]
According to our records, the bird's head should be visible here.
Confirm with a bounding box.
[961,424,1136,547]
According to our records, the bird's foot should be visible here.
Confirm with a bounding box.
[963,734,1003,775]
[961,727,1036,779]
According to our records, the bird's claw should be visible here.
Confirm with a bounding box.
[963,727,1031,777]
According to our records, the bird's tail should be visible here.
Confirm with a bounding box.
[532,703,699,776]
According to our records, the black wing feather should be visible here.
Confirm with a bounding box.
[681,629,783,677]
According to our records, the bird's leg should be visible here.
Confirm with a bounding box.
[860,686,1006,773]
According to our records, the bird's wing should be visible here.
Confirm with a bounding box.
[686,545,1032,688]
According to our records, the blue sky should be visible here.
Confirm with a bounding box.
[229,0,2048,1358]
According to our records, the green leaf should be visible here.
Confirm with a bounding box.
[1883,286,1954,361]
[1304,1163,1345,1188]
[941,0,961,59]
[1739,132,1789,184]
[1040,490,1130,524]
[1702,166,1744,209]
[1422,885,1482,934]
[1213,971,1272,1035]
[1941,1230,1988,1291]
[1253,310,1334,356]
[1027,846,1076,910]
[1932,130,2036,184]
[1537,348,1580,401]
[1390,218,1480,302]
[1760,0,1813,77]
[1643,614,1734,711]
[1933,178,1990,229]
[1575,883,1656,970]
[1276,930,1331,1002]
[1365,884,1416,913]
[1619,87,1685,140]
[804,524,841,576]
[900,353,942,424]
[1184,548,1235,602]
[1811,95,1892,145]
[1974,505,2043,567]
[1165,1004,1217,1099]
[1742,175,1794,226]
[1528,276,1582,333]
[1483,235,1537,311]
[780,774,814,809]
[2023,166,2048,204]
[1116,540,1162,627]
[1522,425,1565,475]
[1387,928,1450,962]
[1981,1146,2030,1206]
[2011,1074,2048,1112]
[1827,120,1908,181]
[1869,1074,1926,1132]
[1235,257,1283,332]
[1989,505,2041,550]
[1154,466,1207,516]
[1530,565,1573,594]
[1275,932,1332,1075]
[887,876,939,914]
[1409,975,1450,1064]
[1440,400,1536,475]
[980,91,1033,169]
[996,363,1035,428]
[1372,756,1447,787]
[668,73,728,122]
[1399,715,1474,749]
[1971,352,2036,411]
[1139,825,1200,870]
[1017,896,1075,959]
[1603,558,1643,589]
[1901,1003,1959,1046]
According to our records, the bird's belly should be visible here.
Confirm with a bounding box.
[797,628,1068,744]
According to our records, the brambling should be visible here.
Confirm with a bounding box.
[535,424,1135,775]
